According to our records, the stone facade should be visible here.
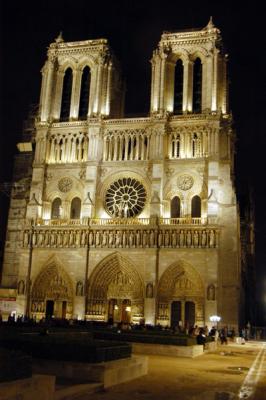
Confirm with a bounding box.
[1,20,242,329]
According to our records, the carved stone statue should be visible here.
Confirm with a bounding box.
[158,231,162,247]
[179,230,184,247]
[164,231,169,247]
[150,230,155,247]
[69,230,74,246]
[129,231,134,247]
[44,231,49,246]
[81,230,87,246]
[115,230,121,247]
[186,231,192,247]
[207,284,215,300]
[50,230,56,247]
[142,230,147,247]
[38,231,44,246]
[18,280,25,295]
[63,230,69,246]
[57,231,62,247]
[209,230,215,247]
[102,231,107,247]
[122,231,127,247]
[89,231,94,246]
[201,230,207,247]
[193,230,199,247]
[32,232,37,246]
[136,230,141,246]
[146,283,153,298]
[23,231,29,247]
[109,231,114,246]
[172,230,177,247]
[95,231,100,246]
[76,281,83,296]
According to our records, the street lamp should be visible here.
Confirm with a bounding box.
[210,315,221,329]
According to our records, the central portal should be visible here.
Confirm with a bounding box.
[108,299,131,323]
[46,300,67,319]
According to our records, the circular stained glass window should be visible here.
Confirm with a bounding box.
[105,178,147,218]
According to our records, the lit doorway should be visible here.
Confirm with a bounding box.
[171,301,182,328]
[108,299,131,323]
[185,301,195,327]
[46,300,54,318]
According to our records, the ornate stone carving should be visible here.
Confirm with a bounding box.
[105,178,147,218]
[58,177,73,193]
[177,174,194,191]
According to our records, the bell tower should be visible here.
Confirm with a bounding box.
[150,18,228,116]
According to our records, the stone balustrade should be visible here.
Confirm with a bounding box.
[33,217,214,227]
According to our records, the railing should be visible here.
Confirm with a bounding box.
[35,218,88,226]
[89,218,150,226]
[31,216,217,227]
[160,217,206,225]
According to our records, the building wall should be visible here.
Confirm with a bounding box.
[1,21,242,329]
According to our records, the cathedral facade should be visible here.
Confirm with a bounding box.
[1,20,242,329]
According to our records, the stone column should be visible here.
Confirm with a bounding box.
[52,69,64,121]
[105,62,112,116]
[70,67,82,120]
[94,60,104,115]
[159,52,167,112]
[212,50,218,112]
[41,58,55,122]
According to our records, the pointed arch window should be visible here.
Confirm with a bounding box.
[78,66,91,120]
[191,195,201,218]
[70,197,81,219]
[192,58,202,114]
[174,59,183,114]
[60,68,73,121]
[171,133,180,158]
[171,196,181,218]
[51,198,62,219]
[192,133,198,157]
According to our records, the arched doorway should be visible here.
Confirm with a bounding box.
[87,252,144,324]
[157,260,204,328]
[31,259,74,320]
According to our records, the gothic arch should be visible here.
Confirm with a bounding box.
[58,58,77,73]
[167,49,189,64]
[88,252,144,301]
[190,48,208,61]
[31,256,74,318]
[157,260,204,302]
[31,256,74,302]
[78,56,96,70]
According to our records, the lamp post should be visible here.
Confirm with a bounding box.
[210,315,221,330]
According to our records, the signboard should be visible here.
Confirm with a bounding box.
[0,297,16,314]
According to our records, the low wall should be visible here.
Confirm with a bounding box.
[204,341,217,351]
[0,374,55,400]
[33,355,148,388]
[132,343,204,358]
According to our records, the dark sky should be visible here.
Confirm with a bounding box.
[1,1,266,321]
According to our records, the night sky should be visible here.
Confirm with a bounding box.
[1,1,266,322]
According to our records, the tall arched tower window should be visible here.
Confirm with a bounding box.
[191,195,201,218]
[171,134,180,158]
[51,198,62,219]
[192,134,198,157]
[70,197,81,219]
[174,59,183,114]
[192,58,202,114]
[78,66,91,120]
[60,68,73,121]
[171,196,181,218]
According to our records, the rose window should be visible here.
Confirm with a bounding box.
[105,178,147,218]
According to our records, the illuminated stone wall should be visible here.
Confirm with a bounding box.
[1,21,241,329]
